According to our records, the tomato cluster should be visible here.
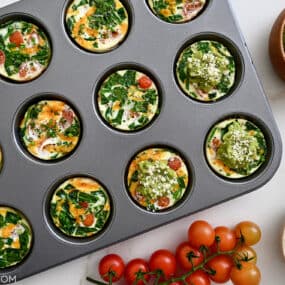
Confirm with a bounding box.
[88,220,262,285]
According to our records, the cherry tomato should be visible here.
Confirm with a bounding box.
[0,50,5,64]
[230,262,261,285]
[99,254,125,282]
[188,220,215,248]
[138,76,152,89]
[235,221,261,246]
[213,226,237,252]
[158,196,170,207]
[175,241,203,270]
[79,201,89,209]
[124,258,149,285]
[168,157,182,171]
[149,249,177,279]
[9,31,24,46]
[83,213,94,226]
[233,246,257,264]
[186,270,211,285]
[207,255,233,283]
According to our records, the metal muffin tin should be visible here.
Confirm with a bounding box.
[0,0,282,282]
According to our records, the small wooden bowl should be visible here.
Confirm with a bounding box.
[269,9,285,81]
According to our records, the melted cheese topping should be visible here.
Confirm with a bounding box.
[148,0,206,23]
[50,177,111,238]
[176,40,236,102]
[98,69,160,131]
[205,118,267,179]
[127,148,189,212]
[19,100,81,161]
[0,20,51,82]
[0,207,33,269]
[66,0,129,52]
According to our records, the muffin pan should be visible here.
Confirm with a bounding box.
[0,0,282,282]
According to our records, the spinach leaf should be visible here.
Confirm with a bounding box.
[5,212,21,224]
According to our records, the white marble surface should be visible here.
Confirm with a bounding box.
[0,0,284,284]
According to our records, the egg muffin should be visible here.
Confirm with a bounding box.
[19,100,81,161]
[205,118,267,179]
[0,207,33,269]
[127,147,189,212]
[148,0,207,23]
[50,177,111,238]
[0,20,51,82]
[176,40,236,102]
[97,69,160,131]
[65,0,129,52]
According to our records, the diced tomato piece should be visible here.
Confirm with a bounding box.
[158,196,170,207]
[79,201,89,209]
[168,157,182,171]
[138,76,152,89]
[0,50,5,64]
[9,31,24,46]
[19,63,28,78]
[83,213,94,227]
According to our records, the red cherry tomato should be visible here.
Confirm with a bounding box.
[0,50,5,64]
[168,157,182,171]
[158,196,170,207]
[175,242,203,270]
[213,226,237,252]
[149,249,177,279]
[138,76,152,89]
[124,258,149,285]
[186,270,211,285]
[9,31,24,46]
[207,255,233,283]
[188,220,215,248]
[99,254,125,282]
[83,213,94,226]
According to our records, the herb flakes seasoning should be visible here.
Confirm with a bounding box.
[206,118,267,179]
[50,177,111,238]
[19,100,81,161]
[97,69,160,131]
[176,40,236,102]
[0,207,33,269]
[0,20,51,82]
[65,0,129,52]
[148,0,207,23]
[127,148,189,212]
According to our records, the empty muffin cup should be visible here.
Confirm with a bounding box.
[176,39,236,102]
[0,17,52,82]
[65,0,130,53]
[19,99,81,161]
[147,0,207,24]
[97,68,160,132]
[126,147,189,212]
[49,177,112,238]
[0,206,33,269]
[205,118,268,179]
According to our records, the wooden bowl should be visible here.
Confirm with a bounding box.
[269,9,285,81]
